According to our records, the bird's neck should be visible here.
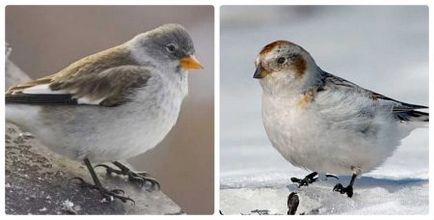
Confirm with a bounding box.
[301,65,325,91]
[261,64,322,98]
[162,69,189,98]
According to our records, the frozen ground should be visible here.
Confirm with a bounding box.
[220,6,428,215]
[220,177,428,215]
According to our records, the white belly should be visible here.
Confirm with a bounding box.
[261,95,402,175]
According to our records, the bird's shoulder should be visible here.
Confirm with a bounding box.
[311,72,382,104]
[55,44,139,80]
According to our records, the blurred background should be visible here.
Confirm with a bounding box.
[220,6,428,188]
[6,5,214,214]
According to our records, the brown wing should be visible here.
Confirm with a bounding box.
[6,45,152,107]
[6,44,137,94]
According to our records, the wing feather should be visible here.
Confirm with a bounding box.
[6,45,152,107]
[317,71,428,122]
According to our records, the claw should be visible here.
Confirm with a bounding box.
[290,177,302,183]
[95,164,123,175]
[98,162,161,191]
[325,174,339,180]
[70,177,86,185]
[111,189,125,195]
[136,171,151,177]
[291,172,318,188]
[333,183,353,198]
[70,176,134,204]
[95,164,111,170]
[332,174,356,198]
[127,172,160,191]
[70,177,97,189]
[100,190,135,204]
[333,183,343,191]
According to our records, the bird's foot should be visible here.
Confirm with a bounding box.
[71,177,135,204]
[95,163,160,191]
[325,174,339,180]
[333,183,353,198]
[291,172,318,188]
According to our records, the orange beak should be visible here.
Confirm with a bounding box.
[180,55,203,70]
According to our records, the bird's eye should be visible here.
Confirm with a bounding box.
[277,57,286,64]
[165,43,177,53]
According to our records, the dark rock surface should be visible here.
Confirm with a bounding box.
[5,121,183,215]
[5,119,183,215]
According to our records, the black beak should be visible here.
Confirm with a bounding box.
[253,65,267,79]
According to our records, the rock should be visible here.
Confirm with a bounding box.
[5,47,183,214]
[5,122,183,215]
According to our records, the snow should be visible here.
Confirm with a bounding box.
[220,6,428,215]
[221,178,428,215]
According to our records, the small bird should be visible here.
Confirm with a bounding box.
[6,23,203,202]
[254,40,428,198]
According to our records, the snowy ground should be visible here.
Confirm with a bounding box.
[220,177,428,215]
[220,6,429,215]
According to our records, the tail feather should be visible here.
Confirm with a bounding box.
[6,93,78,105]
[396,110,429,122]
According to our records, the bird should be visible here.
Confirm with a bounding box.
[5,23,203,203]
[253,40,428,198]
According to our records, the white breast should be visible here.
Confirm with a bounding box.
[261,92,404,175]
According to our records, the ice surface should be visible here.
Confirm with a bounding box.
[220,6,429,215]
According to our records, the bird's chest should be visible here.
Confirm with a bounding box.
[131,78,186,133]
[147,85,185,127]
[262,95,320,151]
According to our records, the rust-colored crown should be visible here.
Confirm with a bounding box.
[259,40,295,55]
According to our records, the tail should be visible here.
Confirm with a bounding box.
[6,93,78,105]
[396,110,429,124]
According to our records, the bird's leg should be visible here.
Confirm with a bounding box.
[95,161,160,191]
[291,172,319,187]
[333,173,357,198]
[71,158,134,203]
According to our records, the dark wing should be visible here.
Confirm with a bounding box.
[369,91,428,122]
[6,94,78,105]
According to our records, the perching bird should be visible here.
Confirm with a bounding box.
[253,40,428,197]
[6,23,203,202]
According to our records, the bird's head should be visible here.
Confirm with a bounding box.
[129,23,203,73]
[254,40,317,94]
